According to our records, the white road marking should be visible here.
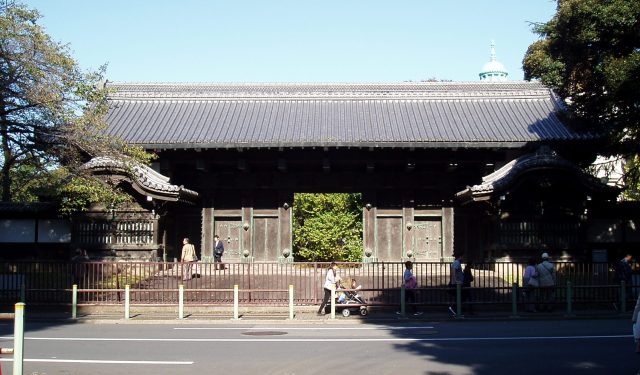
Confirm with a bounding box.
[173,326,434,330]
[0,358,193,365]
[0,335,630,343]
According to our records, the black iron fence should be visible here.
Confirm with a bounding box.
[0,261,635,311]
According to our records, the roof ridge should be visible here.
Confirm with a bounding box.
[107,81,543,88]
[106,81,553,100]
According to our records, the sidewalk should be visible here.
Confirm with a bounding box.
[12,304,632,324]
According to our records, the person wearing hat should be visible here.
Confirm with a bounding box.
[536,252,556,312]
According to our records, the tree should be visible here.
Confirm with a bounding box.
[0,2,152,211]
[522,0,640,198]
[293,193,363,262]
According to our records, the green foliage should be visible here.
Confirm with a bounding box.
[7,164,131,215]
[0,2,154,211]
[58,174,131,216]
[293,193,363,262]
[7,160,50,202]
[624,155,640,200]
[523,0,640,196]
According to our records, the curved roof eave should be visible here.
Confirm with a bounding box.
[456,147,620,203]
[82,157,199,203]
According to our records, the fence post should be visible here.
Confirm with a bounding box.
[114,264,120,302]
[19,282,25,303]
[124,284,130,320]
[620,281,626,313]
[233,284,239,320]
[330,286,336,320]
[456,283,462,316]
[72,284,78,319]
[510,283,519,318]
[381,261,385,293]
[13,302,25,375]
[400,284,406,317]
[288,284,294,320]
[178,284,184,319]
[565,281,574,317]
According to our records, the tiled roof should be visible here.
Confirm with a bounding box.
[82,157,199,203]
[103,82,590,149]
[456,147,618,202]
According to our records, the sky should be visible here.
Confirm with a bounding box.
[24,0,558,83]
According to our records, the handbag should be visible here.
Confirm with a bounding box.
[405,276,417,289]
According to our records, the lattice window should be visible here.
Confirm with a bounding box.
[114,221,154,245]
[75,220,154,246]
[75,222,113,245]
[497,221,581,249]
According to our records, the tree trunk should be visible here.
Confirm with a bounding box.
[1,106,13,202]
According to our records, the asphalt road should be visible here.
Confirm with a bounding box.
[0,319,635,375]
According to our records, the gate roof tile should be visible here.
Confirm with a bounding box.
[104,82,591,149]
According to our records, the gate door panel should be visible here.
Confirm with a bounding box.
[375,217,402,261]
[214,217,242,261]
[413,217,442,261]
[253,216,279,261]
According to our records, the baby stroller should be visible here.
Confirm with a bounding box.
[336,280,368,317]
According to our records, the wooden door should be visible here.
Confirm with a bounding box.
[413,217,442,261]
[375,217,402,261]
[253,216,279,261]
[214,217,242,261]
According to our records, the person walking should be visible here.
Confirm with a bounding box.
[317,262,340,316]
[536,252,556,312]
[523,258,539,312]
[397,261,422,316]
[448,254,464,316]
[632,293,640,354]
[213,234,225,270]
[615,254,634,309]
[462,262,475,315]
[615,254,633,285]
[180,238,197,281]
[71,248,89,286]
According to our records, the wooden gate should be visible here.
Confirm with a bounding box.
[253,216,279,261]
[412,217,442,261]
[214,217,243,261]
[375,217,403,261]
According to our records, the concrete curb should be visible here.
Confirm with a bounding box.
[19,309,631,325]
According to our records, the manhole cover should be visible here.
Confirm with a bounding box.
[242,331,288,336]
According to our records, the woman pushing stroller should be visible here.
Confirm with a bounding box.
[317,262,341,315]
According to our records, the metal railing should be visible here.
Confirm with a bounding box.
[0,261,635,311]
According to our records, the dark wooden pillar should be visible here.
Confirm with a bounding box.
[241,193,252,258]
[402,193,414,260]
[279,191,293,259]
[362,192,376,261]
[442,204,455,260]
[201,204,213,260]
[151,215,161,260]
